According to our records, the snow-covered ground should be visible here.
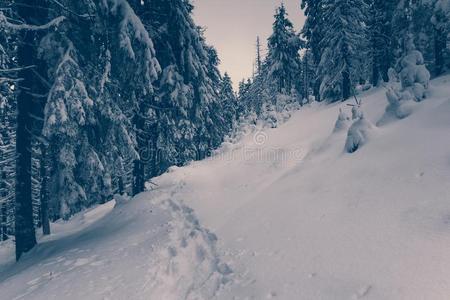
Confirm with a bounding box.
[155,75,450,299]
[0,191,231,299]
[1,75,450,299]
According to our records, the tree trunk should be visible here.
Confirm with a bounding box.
[15,0,49,260]
[434,27,446,76]
[15,49,37,260]
[1,200,7,241]
[371,54,380,87]
[40,145,50,236]
[132,159,145,196]
[342,70,351,101]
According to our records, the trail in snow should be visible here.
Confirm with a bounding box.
[0,185,231,300]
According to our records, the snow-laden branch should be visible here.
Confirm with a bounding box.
[0,12,65,31]
[0,65,35,73]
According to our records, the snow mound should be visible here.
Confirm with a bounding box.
[345,113,375,153]
[333,108,350,133]
[379,36,431,126]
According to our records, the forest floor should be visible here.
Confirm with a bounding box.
[1,75,450,299]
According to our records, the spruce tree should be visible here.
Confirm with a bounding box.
[220,73,238,132]
[0,0,237,259]
[368,0,397,85]
[392,0,438,75]
[301,0,326,99]
[0,6,17,241]
[266,4,303,96]
[317,0,369,101]
[432,0,450,75]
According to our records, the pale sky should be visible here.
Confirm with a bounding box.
[192,0,306,90]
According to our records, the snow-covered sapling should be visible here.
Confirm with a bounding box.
[379,35,430,124]
[398,36,430,101]
[345,112,374,153]
[333,108,350,133]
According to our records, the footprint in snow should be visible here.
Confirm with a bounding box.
[73,258,91,267]
[352,285,372,299]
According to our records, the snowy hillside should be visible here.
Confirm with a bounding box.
[154,75,450,299]
[1,75,450,299]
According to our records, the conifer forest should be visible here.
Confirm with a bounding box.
[0,1,450,299]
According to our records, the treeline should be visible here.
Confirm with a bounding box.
[238,4,305,127]
[0,0,237,260]
[303,0,449,102]
[239,0,450,122]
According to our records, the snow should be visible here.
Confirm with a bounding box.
[2,75,450,299]
[345,113,375,153]
[333,108,350,132]
[154,75,450,299]
[107,0,161,85]
[0,13,65,31]
[0,187,229,299]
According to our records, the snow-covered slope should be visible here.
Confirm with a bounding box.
[1,76,450,300]
[0,191,231,300]
[155,75,450,299]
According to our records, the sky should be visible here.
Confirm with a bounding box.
[192,0,306,90]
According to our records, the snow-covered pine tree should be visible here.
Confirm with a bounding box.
[410,1,438,75]
[266,4,303,97]
[432,0,450,75]
[1,0,236,260]
[238,79,252,100]
[392,0,441,76]
[368,0,397,85]
[0,63,14,239]
[301,49,316,101]
[40,0,162,216]
[220,73,238,131]
[156,65,195,171]
[0,7,17,241]
[41,32,97,219]
[143,0,231,168]
[397,34,431,100]
[238,4,304,125]
[0,112,15,241]
[104,0,161,195]
[142,0,199,172]
[301,0,326,99]
[200,41,231,153]
[256,36,263,76]
[318,0,370,102]
[379,34,431,124]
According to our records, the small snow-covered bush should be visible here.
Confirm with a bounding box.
[261,103,279,128]
[345,113,374,153]
[351,105,363,120]
[397,37,431,102]
[356,82,372,92]
[379,36,430,125]
[385,86,419,120]
[114,194,130,206]
[333,108,350,133]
